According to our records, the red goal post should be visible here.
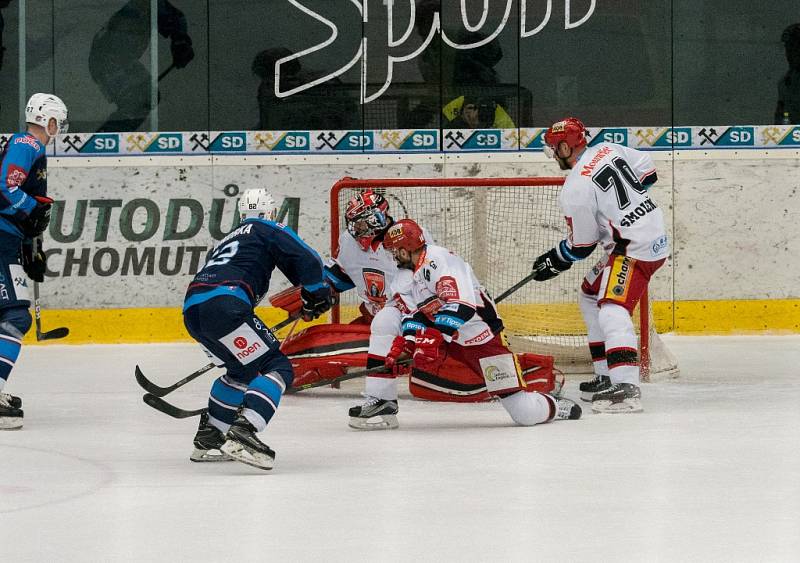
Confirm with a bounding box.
[330,176,678,381]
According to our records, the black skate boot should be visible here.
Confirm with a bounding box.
[0,392,22,409]
[220,414,275,471]
[553,396,582,420]
[0,393,23,430]
[348,395,399,430]
[591,382,643,414]
[579,375,611,402]
[190,412,232,462]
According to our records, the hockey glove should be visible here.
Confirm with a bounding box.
[384,335,414,375]
[171,32,195,68]
[19,196,54,239]
[300,285,333,322]
[413,327,446,374]
[532,247,572,282]
[21,239,46,283]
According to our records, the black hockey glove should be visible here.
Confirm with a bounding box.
[19,196,54,239]
[171,33,195,68]
[21,239,46,283]
[300,285,333,322]
[532,247,572,282]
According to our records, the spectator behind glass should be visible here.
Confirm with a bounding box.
[0,0,10,73]
[775,23,800,124]
[443,95,514,129]
[89,0,194,132]
[252,47,358,130]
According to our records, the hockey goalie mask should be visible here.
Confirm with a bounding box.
[543,117,587,170]
[345,189,390,250]
[239,188,277,221]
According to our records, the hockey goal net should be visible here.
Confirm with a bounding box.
[330,177,679,381]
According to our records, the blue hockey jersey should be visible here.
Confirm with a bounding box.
[0,133,47,239]
[184,218,326,309]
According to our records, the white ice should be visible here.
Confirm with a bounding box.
[1,335,799,562]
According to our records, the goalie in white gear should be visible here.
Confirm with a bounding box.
[533,117,669,414]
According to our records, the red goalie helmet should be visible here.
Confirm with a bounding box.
[345,189,390,249]
[543,117,588,155]
[383,219,426,253]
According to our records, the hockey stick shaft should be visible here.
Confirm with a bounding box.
[286,360,412,394]
[32,238,70,341]
[134,315,298,397]
[493,271,537,304]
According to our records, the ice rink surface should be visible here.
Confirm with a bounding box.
[1,335,799,562]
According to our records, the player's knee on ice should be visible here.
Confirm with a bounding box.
[500,390,551,426]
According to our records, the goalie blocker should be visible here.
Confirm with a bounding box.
[280,323,560,401]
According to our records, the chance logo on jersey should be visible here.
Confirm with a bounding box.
[219,323,269,365]
[362,268,387,304]
[606,256,635,302]
[435,276,459,300]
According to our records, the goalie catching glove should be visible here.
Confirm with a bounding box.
[412,327,446,373]
[532,247,572,281]
[300,285,334,322]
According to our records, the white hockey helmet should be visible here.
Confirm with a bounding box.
[25,93,69,135]
[239,188,277,221]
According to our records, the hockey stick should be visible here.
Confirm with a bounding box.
[134,315,298,397]
[493,271,537,304]
[286,360,412,394]
[142,393,206,419]
[32,240,69,340]
[142,361,414,419]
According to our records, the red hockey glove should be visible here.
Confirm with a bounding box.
[384,335,414,375]
[412,327,446,373]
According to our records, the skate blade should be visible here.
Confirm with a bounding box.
[220,440,274,471]
[189,447,233,462]
[348,414,399,431]
[591,398,643,414]
[0,417,23,430]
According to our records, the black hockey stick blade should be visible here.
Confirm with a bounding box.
[36,326,70,341]
[142,393,207,419]
[494,271,538,304]
[135,363,215,397]
[287,360,411,394]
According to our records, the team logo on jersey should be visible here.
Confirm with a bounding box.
[6,166,27,187]
[220,323,269,364]
[435,276,459,300]
[362,268,387,304]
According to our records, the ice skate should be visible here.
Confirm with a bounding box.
[221,414,275,470]
[591,383,643,414]
[348,395,399,430]
[0,393,23,430]
[553,396,582,420]
[190,412,232,462]
[579,375,611,402]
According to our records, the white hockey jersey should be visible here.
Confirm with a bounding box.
[391,244,502,346]
[561,142,669,261]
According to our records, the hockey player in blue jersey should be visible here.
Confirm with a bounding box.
[183,188,332,470]
[0,93,68,430]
